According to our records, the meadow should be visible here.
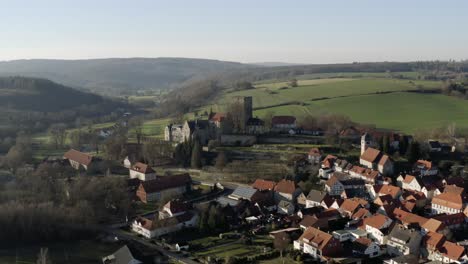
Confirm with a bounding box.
[208,76,468,133]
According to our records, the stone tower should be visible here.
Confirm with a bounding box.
[233,96,253,126]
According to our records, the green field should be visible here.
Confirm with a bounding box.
[202,76,468,133]
[223,78,441,111]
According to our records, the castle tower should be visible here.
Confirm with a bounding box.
[233,96,253,128]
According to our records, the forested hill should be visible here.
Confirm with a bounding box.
[0,58,251,94]
[0,77,106,112]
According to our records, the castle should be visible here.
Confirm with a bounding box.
[164,96,264,145]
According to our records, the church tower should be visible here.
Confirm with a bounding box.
[361,132,370,155]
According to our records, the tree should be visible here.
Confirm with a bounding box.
[215,151,227,170]
[382,134,390,154]
[48,124,67,149]
[288,79,298,87]
[69,129,84,149]
[36,248,52,264]
[5,142,32,171]
[274,233,291,263]
[399,136,408,155]
[143,140,172,165]
[191,140,202,169]
[129,117,144,144]
[407,141,421,164]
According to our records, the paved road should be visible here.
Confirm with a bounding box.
[105,226,199,264]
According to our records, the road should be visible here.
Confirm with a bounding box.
[104,226,199,264]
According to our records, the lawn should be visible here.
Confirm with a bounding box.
[191,234,273,259]
[0,240,121,264]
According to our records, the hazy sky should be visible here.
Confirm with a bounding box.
[1,0,467,63]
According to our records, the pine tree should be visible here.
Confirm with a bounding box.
[191,140,202,169]
[407,141,421,164]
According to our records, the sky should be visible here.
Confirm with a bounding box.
[1,0,467,63]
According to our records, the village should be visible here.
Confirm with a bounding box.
[53,96,468,264]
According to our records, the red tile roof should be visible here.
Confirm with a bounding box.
[339,199,362,214]
[374,185,401,199]
[423,231,445,249]
[360,148,381,163]
[432,192,464,210]
[252,179,276,191]
[434,213,466,226]
[299,227,333,251]
[439,241,466,260]
[378,154,390,166]
[63,149,93,166]
[274,179,296,194]
[362,214,391,229]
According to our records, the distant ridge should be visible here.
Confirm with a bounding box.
[0,57,252,94]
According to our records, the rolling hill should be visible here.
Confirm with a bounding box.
[0,77,106,112]
[0,58,251,94]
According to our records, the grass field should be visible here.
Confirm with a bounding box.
[223,78,441,111]
[202,76,468,133]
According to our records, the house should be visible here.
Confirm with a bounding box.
[352,237,381,258]
[102,245,143,264]
[386,224,422,257]
[136,174,191,203]
[293,227,342,261]
[360,147,393,176]
[434,213,466,230]
[274,179,301,202]
[131,212,198,238]
[306,190,327,208]
[431,191,465,215]
[299,215,328,230]
[349,166,381,184]
[398,174,423,192]
[271,116,296,133]
[373,184,402,199]
[129,162,156,181]
[384,254,419,264]
[229,186,268,203]
[165,120,211,145]
[351,208,372,220]
[339,198,365,217]
[161,200,188,218]
[414,160,438,177]
[277,200,295,215]
[246,117,266,135]
[360,214,393,244]
[401,189,427,208]
[308,148,322,164]
[252,179,276,191]
[430,240,468,263]
[63,149,96,170]
[423,231,446,259]
[332,229,367,242]
[325,176,345,196]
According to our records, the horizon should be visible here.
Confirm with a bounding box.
[2,0,468,63]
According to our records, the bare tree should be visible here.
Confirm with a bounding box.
[48,124,68,149]
[36,248,52,264]
[274,233,291,263]
[129,117,144,145]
